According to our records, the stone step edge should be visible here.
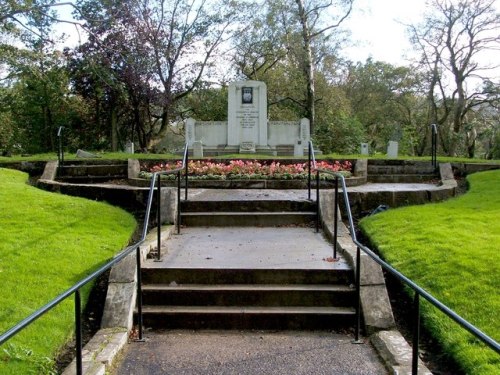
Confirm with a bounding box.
[142,284,353,292]
[180,211,316,216]
[62,328,128,375]
[141,305,356,314]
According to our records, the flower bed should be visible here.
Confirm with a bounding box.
[139,159,352,180]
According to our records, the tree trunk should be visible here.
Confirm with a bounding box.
[295,0,315,134]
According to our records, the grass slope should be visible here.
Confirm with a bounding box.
[360,170,500,375]
[0,168,136,374]
[1,152,499,163]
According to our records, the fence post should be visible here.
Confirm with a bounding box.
[75,290,82,375]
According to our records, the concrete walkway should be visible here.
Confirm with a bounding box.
[113,330,388,375]
[148,227,350,270]
[97,185,441,374]
[113,222,390,374]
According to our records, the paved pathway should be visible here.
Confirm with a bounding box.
[109,186,427,374]
[148,227,350,270]
[113,330,388,375]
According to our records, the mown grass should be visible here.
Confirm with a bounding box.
[0,168,137,374]
[1,151,499,163]
[360,170,500,375]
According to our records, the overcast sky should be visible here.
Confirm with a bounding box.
[55,0,498,76]
[341,0,427,65]
[55,0,428,66]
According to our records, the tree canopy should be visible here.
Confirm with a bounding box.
[0,0,499,158]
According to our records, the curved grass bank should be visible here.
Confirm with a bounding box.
[360,170,499,375]
[0,168,136,374]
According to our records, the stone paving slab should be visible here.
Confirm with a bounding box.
[144,227,350,270]
[185,183,442,202]
[113,330,388,375]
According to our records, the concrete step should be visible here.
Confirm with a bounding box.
[57,175,128,183]
[181,199,315,213]
[181,211,317,227]
[58,163,128,182]
[141,268,353,285]
[139,305,356,330]
[367,174,439,183]
[367,160,437,177]
[60,164,128,175]
[141,283,355,307]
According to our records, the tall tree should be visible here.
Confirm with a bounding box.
[75,0,248,150]
[234,0,352,134]
[342,59,427,154]
[409,0,500,156]
[293,0,353,134]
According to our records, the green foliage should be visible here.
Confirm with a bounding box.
[314,113,365,154]
[360,170,500,374]
[0,168,136,374]
[181,86,228,121]
[342,59,427,154]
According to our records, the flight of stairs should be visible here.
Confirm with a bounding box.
[139,194,356,330]
[57,160,128,183]
[180,199,317,227]
[140,267,355,330]
[367,160,438,183]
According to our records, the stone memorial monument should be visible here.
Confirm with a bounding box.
[387,141,399,158]
[227,81,269,154]
[360,143,369,155]
[183,80,310,156]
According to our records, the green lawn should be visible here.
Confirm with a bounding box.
[360,170,500,375]
[1,151,499,163]
[0,168,136,374]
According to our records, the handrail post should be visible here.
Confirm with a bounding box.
[57,126,65,175]
[333,177,339,259]
[136,246,144,341]
[413,293,421,375]
[75,289,82,375]
[315,170,320,233]
[184,146,189,200]
[156,175,161,261]
[308,142,312,200]
[177,170,181,234]
[431,124,437,171]
[354,245,362,343]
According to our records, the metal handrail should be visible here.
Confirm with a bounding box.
[308,142,499,374]
[307,141,317,200]
[148,143,189,260]
[57,126,65,172]
[0,143,190,375]
[431,124,438,170]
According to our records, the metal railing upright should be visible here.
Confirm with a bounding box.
[150,143,189,260]
[57,126,65,173]
[308,141,499,374]
[431,124,438,171]
[0,143,189,375]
